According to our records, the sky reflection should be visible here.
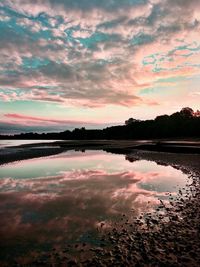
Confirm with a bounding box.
[0,151,189,263]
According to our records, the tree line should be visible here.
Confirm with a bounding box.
[1,107,200,140]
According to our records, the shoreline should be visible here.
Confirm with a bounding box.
[0,139,200,166]
[0,140,200,266]
[30,150,200,266]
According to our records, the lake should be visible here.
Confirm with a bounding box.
[0,150,190,264]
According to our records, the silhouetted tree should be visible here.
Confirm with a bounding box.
[0,107,199,140]
[180,107,194,118]
[125,118,139,125]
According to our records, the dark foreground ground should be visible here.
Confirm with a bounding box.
[0,140,200,266]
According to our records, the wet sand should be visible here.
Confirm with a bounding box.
[0,140,200,266]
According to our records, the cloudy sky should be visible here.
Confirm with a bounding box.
[0,0,200,133]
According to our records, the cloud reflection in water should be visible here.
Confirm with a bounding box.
[0,151,189,262]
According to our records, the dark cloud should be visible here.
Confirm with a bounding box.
[28,0,148,12]
[0,120,116,134]
[38,61,77,79]
[0,121,59,134]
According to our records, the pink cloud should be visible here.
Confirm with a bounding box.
[0,0,199,115]
[2,113,104,127]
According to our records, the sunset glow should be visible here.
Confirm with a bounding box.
[0,0,200,133]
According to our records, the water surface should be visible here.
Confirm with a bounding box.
[0,139,60,148]
[0,150,190,264]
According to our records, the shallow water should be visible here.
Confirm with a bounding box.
[0,139,60,148]
[0,150,190,264]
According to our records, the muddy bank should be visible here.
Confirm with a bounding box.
[0,140,200,165]
[126,150,200,174]
[133,143,200,154]
[0,146,67,165]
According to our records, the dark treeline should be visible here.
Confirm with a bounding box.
[1,107,200,140]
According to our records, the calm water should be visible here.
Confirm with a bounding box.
[0,139,61,148]
[0,150,190,263]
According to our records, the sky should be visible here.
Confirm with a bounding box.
[0,0,200,134]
